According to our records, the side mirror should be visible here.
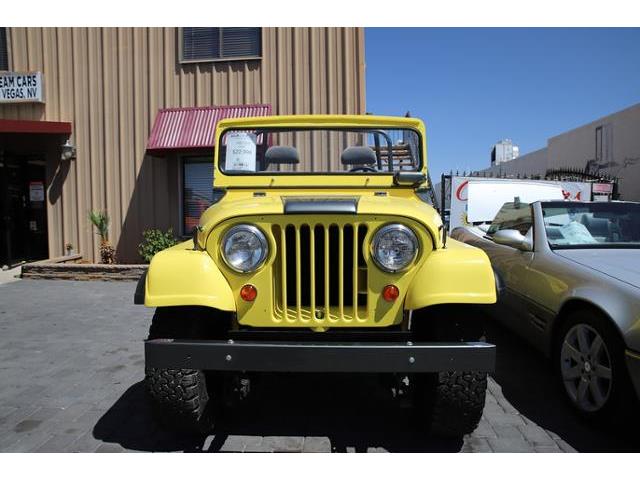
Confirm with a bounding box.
[394,171,425,186]
[492,229,533,251]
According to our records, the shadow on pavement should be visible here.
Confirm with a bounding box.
[93,374,463,452]
[484,311,640,453]
[92,381,208,452]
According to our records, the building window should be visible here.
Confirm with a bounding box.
[182,157,214,236]
[0,27,9,71]
[181,27,261,63]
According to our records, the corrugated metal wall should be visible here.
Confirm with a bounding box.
[0,27,366,262]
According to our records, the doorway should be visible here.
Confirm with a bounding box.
[0,153,48,267]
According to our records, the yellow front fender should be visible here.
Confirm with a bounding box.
[405,239,496,310]
[144,241,235,311]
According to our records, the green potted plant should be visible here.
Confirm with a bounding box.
[138,228,178,263]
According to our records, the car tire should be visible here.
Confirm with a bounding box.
[411,306,488,437]
[144,307,215,433]
[554,308,634,421]
[145,367,211,433]
[418,371,487,437]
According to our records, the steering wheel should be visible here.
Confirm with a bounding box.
[349,166,378,173]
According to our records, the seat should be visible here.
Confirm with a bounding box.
[265,146,300,165]
[545,226,564,241]
[581,215,611,239]
[340,146,377,166]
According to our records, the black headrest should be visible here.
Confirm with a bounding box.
[341,146,377,166]
[265,146,300,165]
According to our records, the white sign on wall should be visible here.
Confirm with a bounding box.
[0,72,44,103]
[29,181,45,202]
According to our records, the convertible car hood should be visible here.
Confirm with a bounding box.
[555,249,640,289]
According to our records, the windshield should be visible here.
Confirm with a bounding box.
[541,202,640,249]
[218,127,422,174]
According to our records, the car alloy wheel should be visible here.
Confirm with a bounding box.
[560,323,613,413]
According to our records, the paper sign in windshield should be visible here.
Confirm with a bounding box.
[226,132,257,171]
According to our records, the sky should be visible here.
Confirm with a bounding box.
[365,28,640,180]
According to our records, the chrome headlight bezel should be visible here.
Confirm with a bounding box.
[371,223,419,273]
[220,224,269,273]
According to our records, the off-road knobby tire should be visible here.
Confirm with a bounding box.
[145,368,211,433]
[424,371,487,437]
[144,307,216,433]
[411,305,488,437]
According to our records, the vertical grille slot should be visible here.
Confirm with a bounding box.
[357,226,368,310]
[284,225,297,311]
[328,225,340,307]
[313,225,325,311]
[274,222,368,323]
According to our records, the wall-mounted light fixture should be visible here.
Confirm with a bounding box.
[61,139,77,161]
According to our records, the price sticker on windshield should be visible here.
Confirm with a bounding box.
[226,132,257,172]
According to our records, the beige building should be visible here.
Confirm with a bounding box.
[0,27,366,264]
[479,103,640,200]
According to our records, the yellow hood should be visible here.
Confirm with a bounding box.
[198,189,443,249]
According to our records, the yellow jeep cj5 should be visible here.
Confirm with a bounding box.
[136,114,497,437]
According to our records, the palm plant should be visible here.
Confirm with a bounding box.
[89,210,116,264]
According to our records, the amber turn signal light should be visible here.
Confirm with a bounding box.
[240,284,258,302]
[382,284,399,302]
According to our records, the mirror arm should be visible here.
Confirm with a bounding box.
[440,224,447,249]
[192,225,204,251]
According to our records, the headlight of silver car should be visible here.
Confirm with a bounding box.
[221,224,268,273]
[371,224,419,272]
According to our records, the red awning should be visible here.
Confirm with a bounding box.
[146,104,272,154]
[0,119,72,134]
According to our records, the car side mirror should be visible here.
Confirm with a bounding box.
[492,229,533,251]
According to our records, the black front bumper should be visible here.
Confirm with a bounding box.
[145,339,495,373]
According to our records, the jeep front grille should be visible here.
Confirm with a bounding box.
[272,223,368,324]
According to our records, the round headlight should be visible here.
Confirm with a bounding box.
[221,224,268,273]
[371,224,419,272]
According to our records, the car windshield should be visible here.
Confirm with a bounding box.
[218,127,422,174]
[541,202,640,249]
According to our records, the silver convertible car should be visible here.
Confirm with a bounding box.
[451,200,640,418]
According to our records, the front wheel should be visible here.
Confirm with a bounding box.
[555,309,633,420]
[145,367,211,433]
[416,371,487,437]
[144,307,222,433]
[411,305,488,437]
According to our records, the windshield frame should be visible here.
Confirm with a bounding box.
[541,201,640,250]
[216,125,424,177]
